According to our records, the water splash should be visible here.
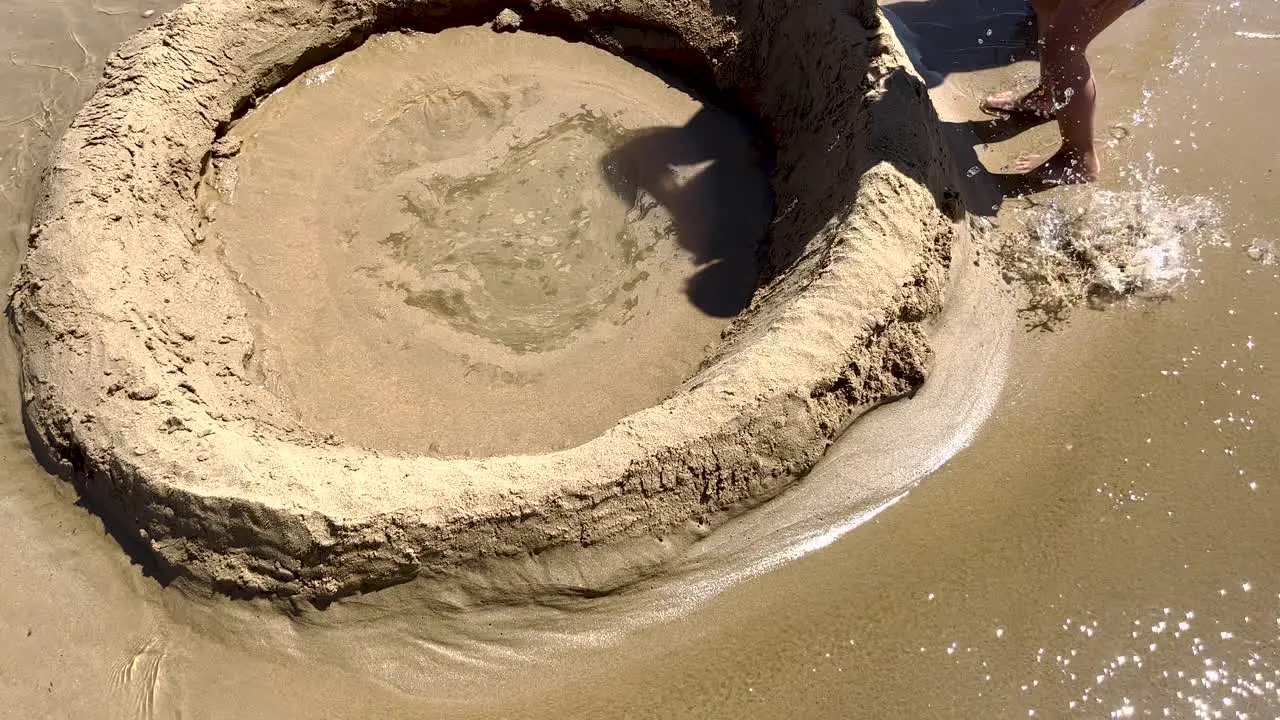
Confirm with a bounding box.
[1000,189,1223,327]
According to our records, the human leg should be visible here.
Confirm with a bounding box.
[980,0,1061,117]
[1015,0,1131,183]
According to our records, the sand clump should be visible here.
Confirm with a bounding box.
[10,0,962,603]
[492,8,522,31]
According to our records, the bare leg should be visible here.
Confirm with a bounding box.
[1015,0,1131,183]
[1033,0,1058,38]
[981,0,1060,117]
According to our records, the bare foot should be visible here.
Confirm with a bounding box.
[981,86,1055,118]
[1013,146,1101,185]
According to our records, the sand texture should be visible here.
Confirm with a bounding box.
[10,0,961,602]
[199,28,771,458]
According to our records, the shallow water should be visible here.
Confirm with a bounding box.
[2,0,1278,718]
[198,27,769,457]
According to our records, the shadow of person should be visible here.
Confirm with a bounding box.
[600,107,773,318]
[882,0,1040,88]
[941,115,1072,201]
[966,112,1055,144]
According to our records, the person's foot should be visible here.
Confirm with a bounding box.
[1012,145,1101,185]
[980,86,1056,118]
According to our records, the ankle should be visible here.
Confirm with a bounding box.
[1060,142,1096,160]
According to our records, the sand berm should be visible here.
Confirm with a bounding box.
[9,0,964,603]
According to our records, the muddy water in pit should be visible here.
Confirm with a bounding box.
[199,28,769,456]
[1,2,1278,720]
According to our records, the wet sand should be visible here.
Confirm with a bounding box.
[2,0,1279,718]
[202,28,768,457]
[12,0,958,601]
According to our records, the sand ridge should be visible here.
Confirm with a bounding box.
[10,0,961,603]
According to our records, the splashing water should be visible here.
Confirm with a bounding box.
[999,189,1223,327]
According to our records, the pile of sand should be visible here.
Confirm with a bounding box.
[10,0,962,602]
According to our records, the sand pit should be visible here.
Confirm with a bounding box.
[10,0,961,602]
[201,28,770,457]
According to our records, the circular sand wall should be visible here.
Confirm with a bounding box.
[10,0,961,602]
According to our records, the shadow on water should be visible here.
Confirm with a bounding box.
[598,108,773,318]
[943,113,1072,204]
[883,0,1039,87]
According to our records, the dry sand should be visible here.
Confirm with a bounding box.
[9,0,960,602]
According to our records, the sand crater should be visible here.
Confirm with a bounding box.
[12,0,960,602]
[200,28,771,457]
